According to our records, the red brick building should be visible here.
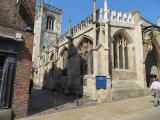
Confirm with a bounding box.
[0,0,35,118]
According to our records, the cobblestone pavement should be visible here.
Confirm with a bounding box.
[28,89,97,116]
[18,95,160,120]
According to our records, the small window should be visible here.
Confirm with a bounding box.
[46,16,55,31]
[83,79,87,86]
[80,78,87,86]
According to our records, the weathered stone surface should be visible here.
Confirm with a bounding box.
[33,1,149,103]
[97,89,107,104]
[112,70,137,81]
[0,109,11,120]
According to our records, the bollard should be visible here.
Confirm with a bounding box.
[54,91,57,110]
[76,87,79,106]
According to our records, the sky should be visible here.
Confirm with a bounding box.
[37,0,160,34]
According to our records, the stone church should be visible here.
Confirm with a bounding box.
[33,0,157,101]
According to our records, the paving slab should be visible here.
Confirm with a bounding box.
[18,96,158,120]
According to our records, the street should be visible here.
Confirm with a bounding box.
[18,96,160,120]
[123,107,160,120]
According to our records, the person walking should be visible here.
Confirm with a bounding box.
[150,78,160,107]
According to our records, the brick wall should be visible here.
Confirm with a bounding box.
[0,0,35,30]
[0,0,35,118]
[0,0,25,30]
[0,25,33,118]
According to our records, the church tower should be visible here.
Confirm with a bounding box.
[33,0,62,88]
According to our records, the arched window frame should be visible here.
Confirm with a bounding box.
[78,37,93,75]
[46,16,55,31]
[60,48,68,76]
[113,32,130,70]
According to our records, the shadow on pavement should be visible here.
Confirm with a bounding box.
[28,89,97,116]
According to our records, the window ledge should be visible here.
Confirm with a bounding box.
[43,29,57,34]
[113,68,131,72]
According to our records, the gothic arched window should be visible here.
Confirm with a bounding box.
[61,48,68,76]
[78,37,93,75]
[46,16,55,31]
[113,34,129,69]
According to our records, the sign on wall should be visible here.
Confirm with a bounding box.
[96,76,107,89]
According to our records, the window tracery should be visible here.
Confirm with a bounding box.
[78,38,93,75]
[61,48,68,76]
[46,16,55,31]
[113,34,129,69]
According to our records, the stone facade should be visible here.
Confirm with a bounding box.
[0,0,35,118]
[33,0,150,102]
[32,3,62,89]
[141,18,159,87]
